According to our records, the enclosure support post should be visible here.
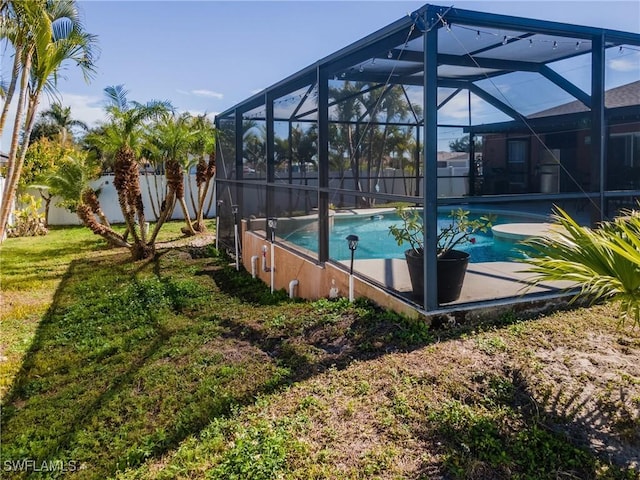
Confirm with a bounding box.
[234,108,244,224]
[423,10,439,311]
[591,32,606,223]
[317,66,330,263]
[266,91,275,229]
[414,126,421,198]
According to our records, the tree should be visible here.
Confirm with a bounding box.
[189,114,216,232]
[144,111,197,239]
[93,84,173,259]
[449,135,482,153]
[0,0,97,241]
[35,102,88,145]
[41,150,101,215]
[21,137,77,225]
[28,120,61,145]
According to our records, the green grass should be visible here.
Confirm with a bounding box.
[1,225,639,479]
[0,221,202,398]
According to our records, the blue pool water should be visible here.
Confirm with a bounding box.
[284,210,537,262]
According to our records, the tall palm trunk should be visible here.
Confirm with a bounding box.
[149,189,176,244]
[166,158,196,236]
[77,204,128,248]
[114,147,142,246]
[0,52,32,241]
[0,46,22,137]
[194,153,215,232]
[82,189,111,228]
[143,171,159,220]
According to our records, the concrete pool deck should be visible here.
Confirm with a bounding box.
[344,258,576,307]
[339,217,573,308]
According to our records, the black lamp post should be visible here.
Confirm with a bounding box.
[267,217,278,293]
[267,217,278,243]
[215,199,223,248]
[231,204,239,223]
[346,234,359,301]
[231,204,239,271]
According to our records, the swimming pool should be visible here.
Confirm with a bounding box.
[283,209,541,262]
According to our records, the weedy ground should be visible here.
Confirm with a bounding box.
[1,223,638,479]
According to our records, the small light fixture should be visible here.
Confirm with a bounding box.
[358,65,364,73]
[267,217,278,243]
[575,41,581,50]
[215,200,224,247]
[231,204,240,271]
[387,50,393,59]
[346,235,359,274]
[553,41,558,50]
[529,39,534,48]
[502,35,508,45]
[346,234,359,302]
[475,30,481,40]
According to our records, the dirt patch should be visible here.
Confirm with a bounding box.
[156,233,215,251]
[521,327,640,468]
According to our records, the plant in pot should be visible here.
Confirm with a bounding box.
[388,206,495,303]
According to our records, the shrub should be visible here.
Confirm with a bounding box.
[6,194,48,238]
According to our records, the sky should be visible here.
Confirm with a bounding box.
[1,0,639,151]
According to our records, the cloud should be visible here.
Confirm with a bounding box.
[0,92,105,151]
[191,89,224,99]
[176,89,224,99]
[608,56,640,73]
[48,93,106,127]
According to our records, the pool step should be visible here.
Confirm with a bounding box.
[491,223,565,242]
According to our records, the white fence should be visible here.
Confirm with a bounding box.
[30,174,216,226]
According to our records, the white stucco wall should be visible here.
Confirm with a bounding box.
[34,174,216,226]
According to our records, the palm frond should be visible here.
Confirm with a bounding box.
[520,206,640,327]
[104,84,129,111]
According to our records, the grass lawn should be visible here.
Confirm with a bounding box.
[1,224,638,479]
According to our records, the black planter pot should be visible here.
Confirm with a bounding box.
[404,249,470,304]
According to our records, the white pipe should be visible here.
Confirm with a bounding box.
[251,255,259,278]
[270,242,275,294]
[289,279,299,299]
[233,224,240,271]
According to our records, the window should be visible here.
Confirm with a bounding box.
[608,132,640,189]
[507,139,529,192]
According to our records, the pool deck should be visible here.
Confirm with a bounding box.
[274,209,573,313]
[337,216,573,308]
[343,258,575,308]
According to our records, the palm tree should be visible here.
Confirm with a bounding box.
[0,0,97,241]
[44,152,127,248]
[521,206,640,328]
[99,84,172,259]
[189,114,216,232]
[145,112,197,240]
[38,102,88,145]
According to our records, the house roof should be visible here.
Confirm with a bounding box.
[529,80,640,118]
